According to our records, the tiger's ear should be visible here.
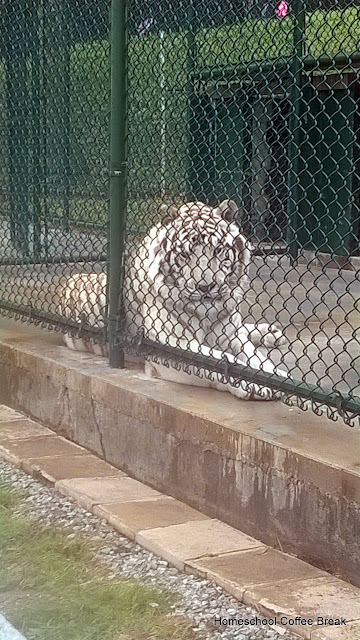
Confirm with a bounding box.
[235,234,253,253]
[214,199,238,222]
[159,203,178,225]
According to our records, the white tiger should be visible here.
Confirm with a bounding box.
[61,200,287,400]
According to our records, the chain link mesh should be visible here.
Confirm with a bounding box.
[1,1,360,424]
[123,0,360,425]
[0,0,110,343]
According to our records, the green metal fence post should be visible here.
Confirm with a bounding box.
[185,1,196,201]
[4,0,30,256]
[108,0,127,368]
[41,0,49,260]
[30,0,42,260]
[61,0,71,232]
[287,0,305,261]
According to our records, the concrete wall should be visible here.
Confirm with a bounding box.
[0,319,359,586]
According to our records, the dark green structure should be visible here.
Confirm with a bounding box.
[188,62,360,256]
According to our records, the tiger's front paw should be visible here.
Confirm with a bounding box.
[255,323,286,348]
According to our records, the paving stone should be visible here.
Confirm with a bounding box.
[0,405,25,422]
[0,613,27,640]
[56,476,161,511]
[245,576,360,640]
[187,548,326,600]
[310,620,360,639]
[0,419,53,441]
[136,520,265,571]
[94,496,209,540]
[0,436,86,463]
[21,454,127,484]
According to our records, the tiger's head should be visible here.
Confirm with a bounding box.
[146,200,251,311]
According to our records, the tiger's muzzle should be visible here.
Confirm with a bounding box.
[184,282,229,302]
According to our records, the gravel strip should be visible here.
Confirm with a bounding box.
[0,458,298,640]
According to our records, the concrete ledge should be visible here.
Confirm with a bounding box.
[0,317,359,587]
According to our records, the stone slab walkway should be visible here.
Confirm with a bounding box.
[0,404,359,640]
[0,614,27,640]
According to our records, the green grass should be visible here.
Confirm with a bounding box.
[1,195,168,231]
[194,7,360,67]
[0,480,197,640]
[127,7,360,75]
[40,196,108,227]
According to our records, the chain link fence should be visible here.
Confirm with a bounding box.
[122,0,360,425]
[0,0,110,343]
[1,0,360,424]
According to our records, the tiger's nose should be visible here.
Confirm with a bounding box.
[198,283,216,293]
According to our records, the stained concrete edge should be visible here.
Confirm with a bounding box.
[0,319,359,587]
[0,406,359,640]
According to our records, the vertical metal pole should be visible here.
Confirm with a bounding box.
[31,0,42,259]
[109,0,127,368]
[4,1,15,246]
[287,0,305,261]
[251,98,271,242]
[5,0,30,255]
[41,0,49,260]
[185,1,196,201]
[62,0,71,231]
[159,30,166,199]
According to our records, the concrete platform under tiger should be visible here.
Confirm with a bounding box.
[0,315,359,588]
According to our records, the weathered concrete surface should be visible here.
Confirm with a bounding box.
[185,550,355,638]
[94,497,210,540]
[136,520,264,571]
[0,614,28,640]
[56,476,162,511]
[21,454,126,484]
[0,316,359,586]
[0,419,54,440]
[0,435,86,462]
[245,576,360,637]
[187,548,325,597]
[310,621,360,639]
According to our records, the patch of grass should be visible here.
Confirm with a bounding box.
[194,7,360,67]
[0,481,27,511]
[36,197,108,227]
[21,195,177,233]
[0,479,197,640]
